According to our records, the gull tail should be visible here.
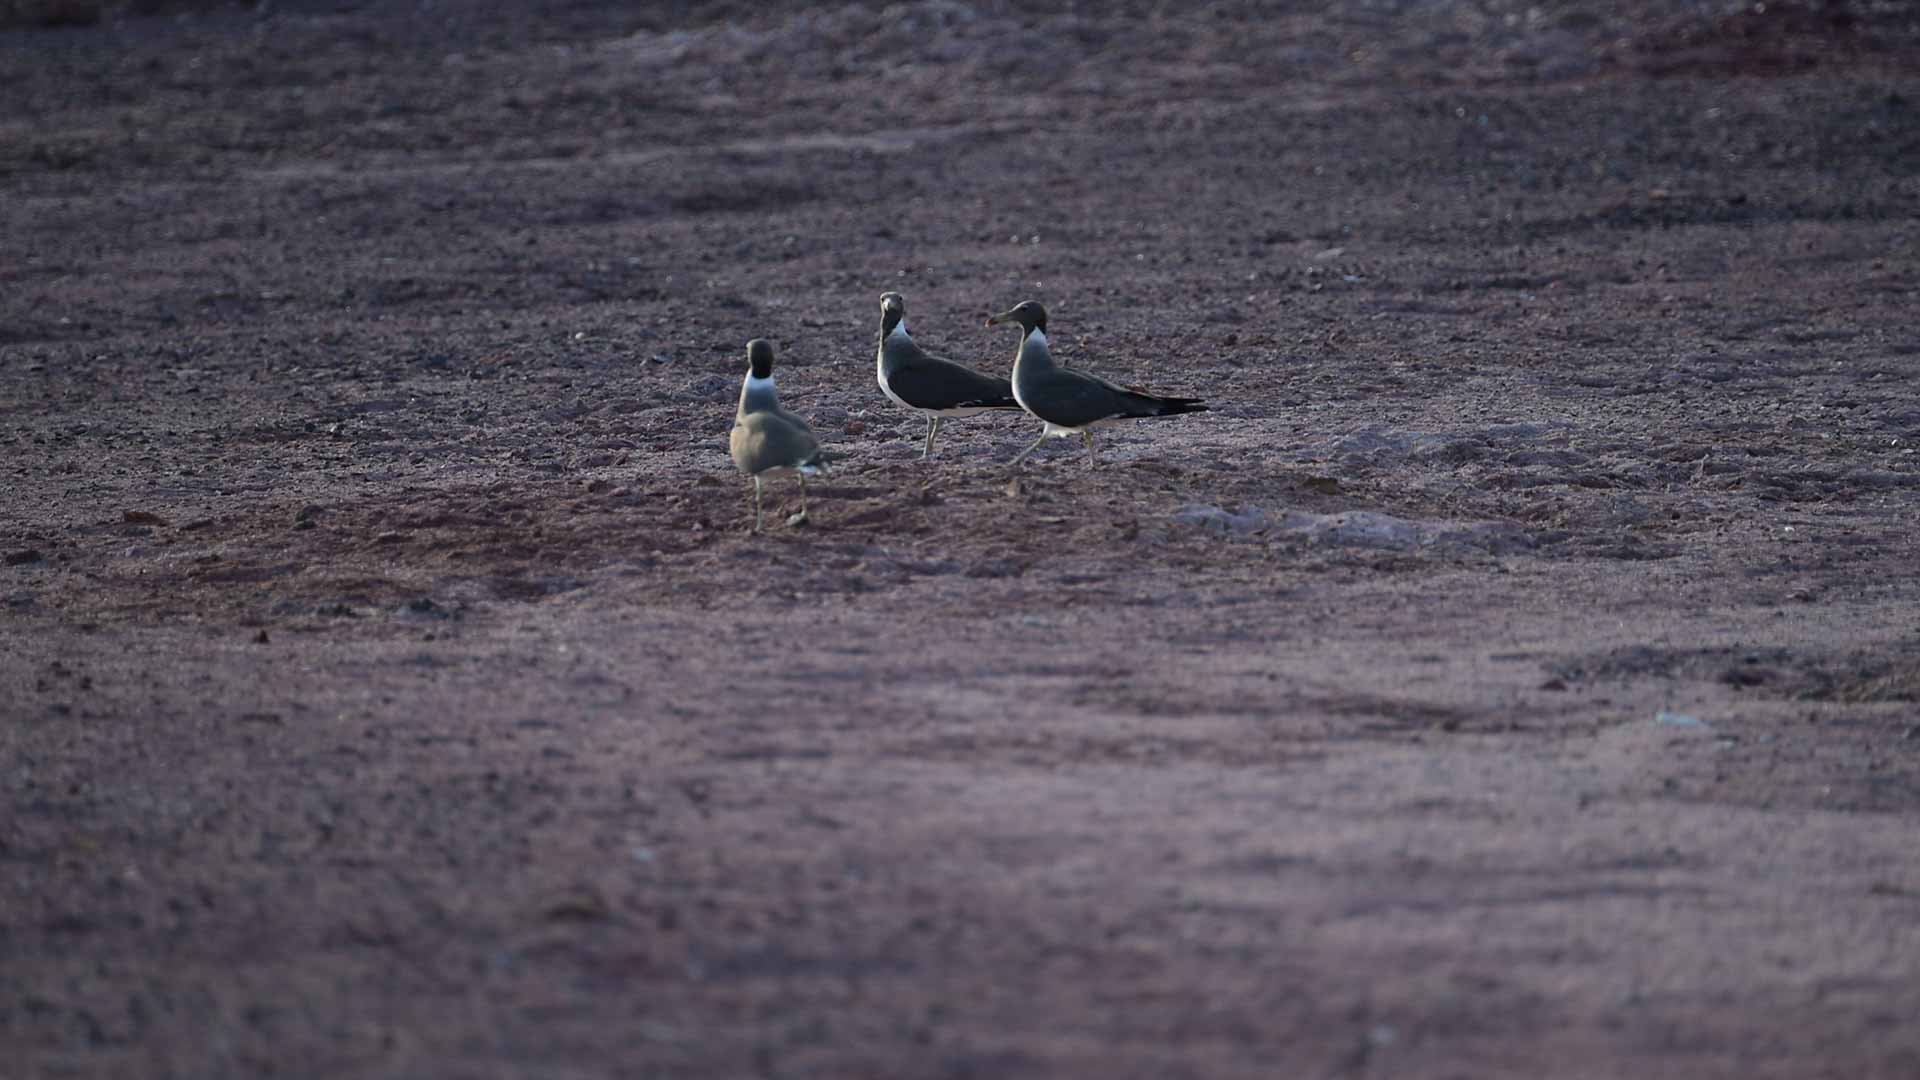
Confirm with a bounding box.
[1126,392,1208,418]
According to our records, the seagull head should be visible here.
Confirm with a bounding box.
[879,291,907,336]
[986,300,1048,336]
[745,338,777,380]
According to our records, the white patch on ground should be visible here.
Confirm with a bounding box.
[1173,505,1535,554]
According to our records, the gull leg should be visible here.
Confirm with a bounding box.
[921,416,942,460]
[1082,430,1097,468]
[1009,428,1051,467]
[750,475,763,533]
[787,474,811,528]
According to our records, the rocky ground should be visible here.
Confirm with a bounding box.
[4,1,1920,1076]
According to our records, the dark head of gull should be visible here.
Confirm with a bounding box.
[985,300,1047,336]
[878,291,907,338]
[745,338,776,380]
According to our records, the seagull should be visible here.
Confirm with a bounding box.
[728,339,826,532]
[875,291,1021,459]
[985,300,1207,468]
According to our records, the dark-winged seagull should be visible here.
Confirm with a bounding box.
[985,300,1206,467]
[728,339,825,532]
[875,291,1021,459]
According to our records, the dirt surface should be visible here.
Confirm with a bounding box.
[6,1,1920,1076]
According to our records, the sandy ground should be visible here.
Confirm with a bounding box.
[5,1,1920,1076]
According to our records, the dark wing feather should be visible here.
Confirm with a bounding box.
[885,357,1018,411]
[885,335,1019,411]
[1022,368,1136,428]
[1025,367,1207,426]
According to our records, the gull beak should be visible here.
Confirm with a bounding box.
[985,309,1008,327]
